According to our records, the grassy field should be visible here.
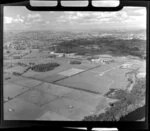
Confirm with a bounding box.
[56,62,129,94]
[4,55,145,120]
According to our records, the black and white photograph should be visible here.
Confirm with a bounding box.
[3,1,146,121]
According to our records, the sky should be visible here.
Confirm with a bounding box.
[3,2,146,31]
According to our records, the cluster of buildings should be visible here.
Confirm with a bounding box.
[90,57,114,64]
[49,52,82,59]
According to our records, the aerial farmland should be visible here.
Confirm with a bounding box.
[3,42,146,120]
[3,7,146,121]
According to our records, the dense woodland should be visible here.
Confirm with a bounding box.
[4,30,146,59]
[83,78,146,121]
[54,38,146,58]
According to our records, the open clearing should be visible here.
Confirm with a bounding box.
[4,79,109,120]
[56,62,129,94]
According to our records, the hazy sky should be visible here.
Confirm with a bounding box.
[4,4,146,31]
